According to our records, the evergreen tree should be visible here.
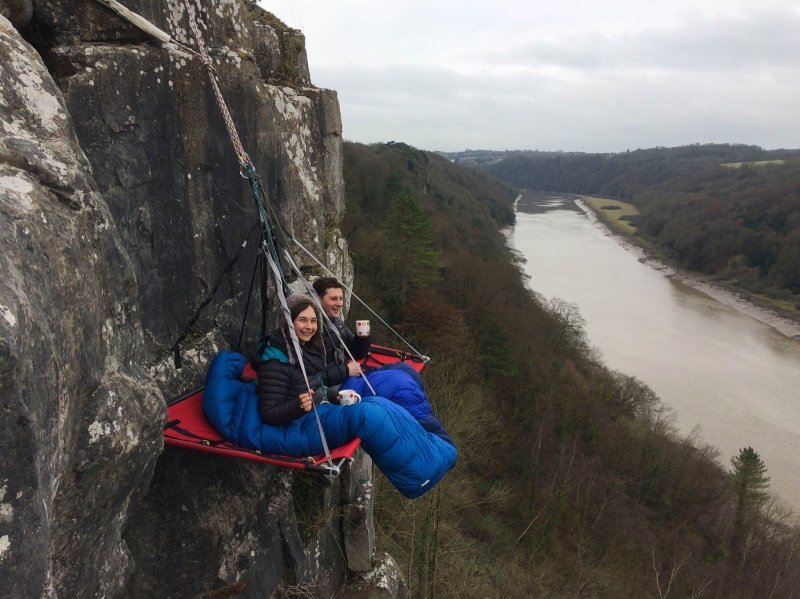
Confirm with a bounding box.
[480,321,517,381]
[383,191,440,307]
[730,446,770,522]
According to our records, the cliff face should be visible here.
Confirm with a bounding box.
[0,1,397,597]
[0,9,163,596]
[34,0,350,363]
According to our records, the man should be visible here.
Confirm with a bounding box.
[312,277,371,367]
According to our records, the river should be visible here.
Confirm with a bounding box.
[509,194,800,509]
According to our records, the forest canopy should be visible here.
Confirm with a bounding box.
[342,141,800,597]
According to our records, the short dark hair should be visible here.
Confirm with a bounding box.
[313,276,343,299]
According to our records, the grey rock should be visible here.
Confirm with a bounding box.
[336,552,410,599]
[343,450,376,573]
[0,0,32,30]
[121,453,291,598]
[0,12,162,597]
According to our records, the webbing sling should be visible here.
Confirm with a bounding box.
[264,250,336,471]
[182,0,336,472]
[281,249,377,396]
[171,222,260,369]
[236,233,269,352]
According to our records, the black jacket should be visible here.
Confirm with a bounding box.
[256,330,350,425]
[322,316,371,365]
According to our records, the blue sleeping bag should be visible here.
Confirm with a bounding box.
[203,352,457,499]
[342,364,454,447]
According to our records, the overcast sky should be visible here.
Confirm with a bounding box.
[261,1,800,153]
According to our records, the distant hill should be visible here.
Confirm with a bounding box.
[440,143,800,168]
[438,148,583,166]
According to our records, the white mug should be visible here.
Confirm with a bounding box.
[338,389,361,406]
[355,320,370,337]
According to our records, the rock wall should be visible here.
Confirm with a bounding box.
[1,1,398,597]
[32,0,352,362]
[0,10,162,596]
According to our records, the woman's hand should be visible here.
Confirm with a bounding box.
[347,361,361,377]
[299,391,313,412]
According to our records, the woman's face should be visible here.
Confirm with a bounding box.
[293,305,318,343]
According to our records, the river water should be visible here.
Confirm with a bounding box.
[510,194,800,508]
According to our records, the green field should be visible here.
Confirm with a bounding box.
[722,159,786,168]
[581,196,639,236]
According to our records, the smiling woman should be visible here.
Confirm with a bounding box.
[293,305,319,343]
[254,293,357,425]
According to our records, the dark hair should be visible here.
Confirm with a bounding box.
[312,276,343,299]
[285,295,323,348]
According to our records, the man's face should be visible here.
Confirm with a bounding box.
[320,287,344,318]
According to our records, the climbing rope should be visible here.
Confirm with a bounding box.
[182,0,336,470]
[182,0,249,167]
[182,0,288,297]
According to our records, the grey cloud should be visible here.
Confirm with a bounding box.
[279,1,800,152]
[497,8,800,73]
[317,61,800,152]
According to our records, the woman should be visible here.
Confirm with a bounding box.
[256,293,360,425]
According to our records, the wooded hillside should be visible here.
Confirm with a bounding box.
[482,144,800,310]
[343,141,799,597]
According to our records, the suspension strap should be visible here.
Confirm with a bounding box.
[171,221,260,368]
[243,162,289,297]
[282,249,377,395]
[260,244,269,338]
[288,235,430,363]
[236,236,263,353]
[264,249,334,468]
[93,0,184,47]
